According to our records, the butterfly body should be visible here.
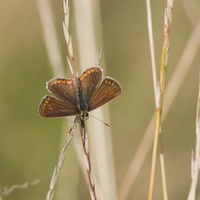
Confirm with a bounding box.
[75,77,89,113]
[39,67,121,120]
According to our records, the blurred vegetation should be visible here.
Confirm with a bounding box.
[0,0,200,199]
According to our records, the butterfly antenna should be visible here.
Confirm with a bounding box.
[90,114,110,127]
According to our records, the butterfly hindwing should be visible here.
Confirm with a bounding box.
[88,77,121,111]
[39,96,78,117]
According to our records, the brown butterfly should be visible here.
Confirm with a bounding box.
[39,67,121,120]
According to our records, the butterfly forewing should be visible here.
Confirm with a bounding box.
[88,77,121,111]
[79,67,102,104]
[47,78,76,104]
[39,95,78,117]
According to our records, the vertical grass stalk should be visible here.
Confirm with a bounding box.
[187,78,200,200]
[79,119,97,200]
[148,1,173,200]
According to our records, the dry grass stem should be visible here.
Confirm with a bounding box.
[79,119,97,200]
[73,133,106,200]
[159,143,168,200]
[145,0,157,103]
[187,79,200,200]
[73,0,117,199]
[63,0,76,75]
[148,1,173,200]
[36,0,64,77]
[0,179,40,197]
[63,0,98,198]
[46,117,78,200]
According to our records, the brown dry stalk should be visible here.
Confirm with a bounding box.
[79,119,97,200]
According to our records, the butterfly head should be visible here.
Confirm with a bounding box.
[80,111,89,121]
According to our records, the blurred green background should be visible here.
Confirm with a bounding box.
[1,0,200,199]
